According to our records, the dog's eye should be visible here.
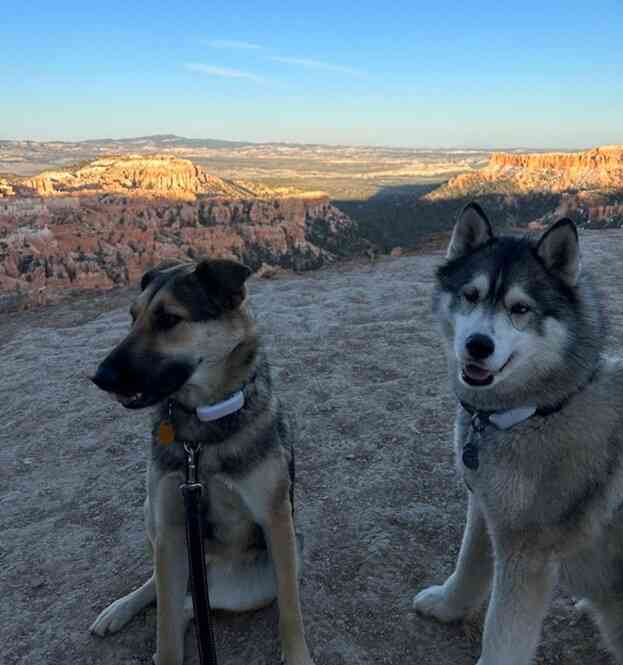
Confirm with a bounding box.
[463,288,479,304]
[158,311,183,330]
[510,303,531,316]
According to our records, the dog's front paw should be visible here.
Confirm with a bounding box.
[152,652,183,665]
[413,584,466,623]
[280,648,316,665]
[90,597,136,636]
[283,658,316,665]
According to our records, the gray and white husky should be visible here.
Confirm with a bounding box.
[413,203,623,664]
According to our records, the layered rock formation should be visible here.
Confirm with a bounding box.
[423,145,623,230]
[0,156,358,310]
[347,146,623,254]
[429,145,623,198]
[17,155,283,199]
[0,177,14,197]
[489,145,623,172]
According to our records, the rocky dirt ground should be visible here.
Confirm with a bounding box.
[3,231,623,665]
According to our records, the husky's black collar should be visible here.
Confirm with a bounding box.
[460,364,601,423]
[459,366,600,472]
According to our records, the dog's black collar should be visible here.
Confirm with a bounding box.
[459,400,561,422]
[459,398,569,422]
[459,366,600,474]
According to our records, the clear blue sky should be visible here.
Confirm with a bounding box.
[2,1,622,148]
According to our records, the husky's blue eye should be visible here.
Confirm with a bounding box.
[464,288,479,303]
[510,303,531,315]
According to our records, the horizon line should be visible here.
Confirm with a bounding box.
[0,134,603,153]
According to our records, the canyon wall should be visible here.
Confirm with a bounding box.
[0,156,358,310]
[430,145,623,198]
[17,155,277,199]
[489,145,623,171]
[419,145,623,231]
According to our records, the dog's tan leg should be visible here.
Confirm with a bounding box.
[234,460,315,665]
[152,474,189,665]
[90,574,156,635]
[91,496,158,636]
[267,501,315,665]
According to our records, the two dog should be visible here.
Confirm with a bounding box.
[90,204,623,665]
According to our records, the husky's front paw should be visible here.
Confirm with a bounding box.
[413,584,467,623]
[573,597,592,616]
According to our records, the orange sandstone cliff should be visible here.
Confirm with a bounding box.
[420,145,623,230]
[429,145,623,198]
[0,156,359,310]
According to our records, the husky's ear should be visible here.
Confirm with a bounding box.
[194,259,253,310]
[447,202,493,260]
[536,219,580,287]
[140,260,186,291]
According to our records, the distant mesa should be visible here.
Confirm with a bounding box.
[0,155,359,311]
[336,145,623,256]
[428,145,623,199]
[4,133,252,150]
[14,155,307,200]
[413,145,623,243]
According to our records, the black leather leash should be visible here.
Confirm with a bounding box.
[179,441,218,665]
[166,375,259,665]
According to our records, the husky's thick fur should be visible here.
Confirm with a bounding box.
[414,203,623,664]
[89,258,315,665]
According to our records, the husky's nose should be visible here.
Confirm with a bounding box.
[466,334,495,360]
[92,363,121,393]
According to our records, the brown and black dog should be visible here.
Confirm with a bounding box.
[90,258,315,665]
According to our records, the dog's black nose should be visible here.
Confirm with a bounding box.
[466,334,495,359]
[92,364,121,392]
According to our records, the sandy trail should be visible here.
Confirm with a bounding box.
[2,231,622,665]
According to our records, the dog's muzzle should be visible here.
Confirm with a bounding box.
[92,352,196,410]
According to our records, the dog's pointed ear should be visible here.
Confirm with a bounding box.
[447,202,493,260]
[140,260,186,291]
[194,259,253,310]
[536,218,580,286]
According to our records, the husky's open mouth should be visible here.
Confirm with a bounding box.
[461,355,514,388]
[462,363,494,386]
